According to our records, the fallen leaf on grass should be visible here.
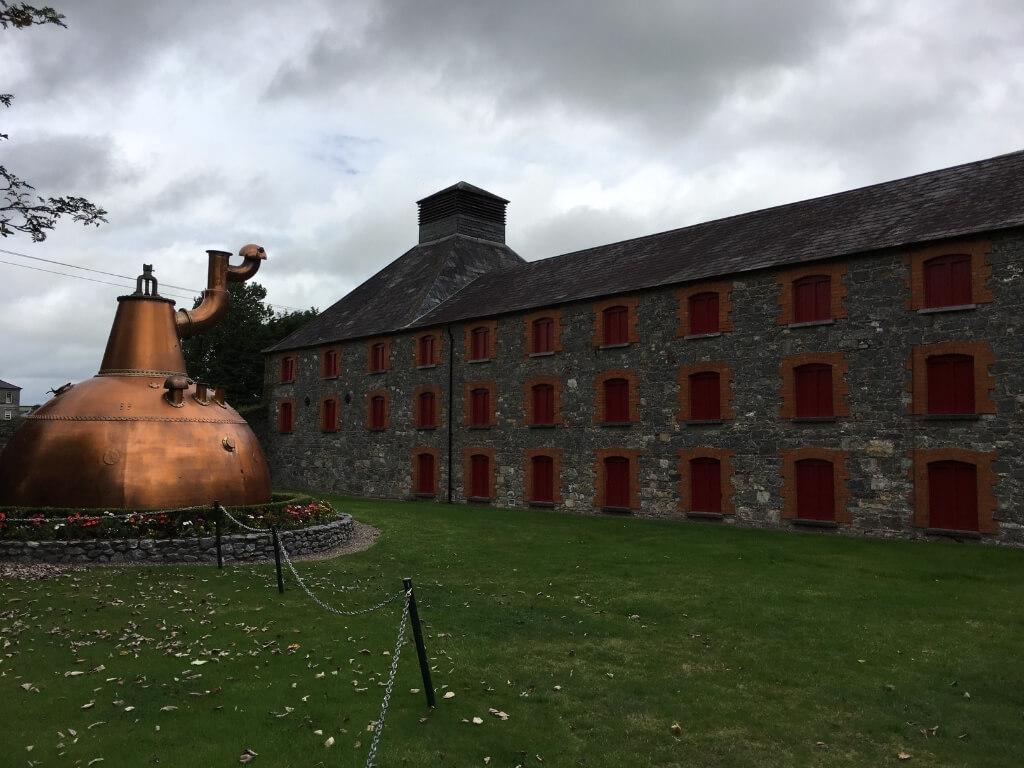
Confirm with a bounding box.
[670,723,682,736]
[443,691,455,700]
[324,737,335,748]
[898,751,912,761]
[81,701,95,709]
[160,706,178,712]
[472,717,483,725]
[488,708,509,721]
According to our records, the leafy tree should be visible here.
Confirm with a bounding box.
[1,2,107,240]
[182,281,317,407]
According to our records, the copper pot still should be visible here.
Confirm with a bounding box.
[0,245,273,509]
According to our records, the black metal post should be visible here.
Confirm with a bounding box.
[214,516,223,569]
[271,526,285,594]
[403,577,436,708]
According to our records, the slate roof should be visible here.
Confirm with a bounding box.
[0,379,20,390]
[265,236,524,352]
[269,150,1024,352]
[418,181,509,204]
[412,150,1024,329]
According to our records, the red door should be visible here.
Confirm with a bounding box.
[794,364,833,418]
[926,355,974,414]
[604,457,630,508]
[532,456,554,503]
[689,372,721,420]
[795,459,835,521]
[604,378,629,422]
[603,306,629,345]
[417,453,435,494]
[470,454,490,499]
[793,275,830,323]
[689,292,719,335]
[532,384,554,424]
[690,457,721,513]
[924,254,971,307]
[928,461,978,531]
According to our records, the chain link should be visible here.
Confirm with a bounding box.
[277,536,406,616]
[365,591,411,768]
[217,505,270,533]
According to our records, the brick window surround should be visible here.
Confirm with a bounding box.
[905,239,993,311]
[411,447,440,497]
[523,375,563,426]
[780,448,851,524]
[415,332,441,367]
[464,319,498,362]
[676,281,734,337]
[463,447,497,501]
[320,396,340,432]
[366,338,391,373]
[593,448,641,511]
[365,389,390,430]
[320,347,341,379]
[678,448,735,515]
[414,385,442,428]
[523,308,564,355]
[594,369,640,424]
[279,355,296,384]
[910,448,998,534]
[524,448,563,506]
[779,352,850,419]
[677,362,734,422]
[276,398,295,434]
[592,296,641,347]
[464,380,497,428]
[776,262,848,326]
[907,340,996,416]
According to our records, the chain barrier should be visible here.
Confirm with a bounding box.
[277,535,406,616]
[217,505,271,533]
[364,590,411,768]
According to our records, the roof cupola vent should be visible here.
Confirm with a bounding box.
[417,181,508,244]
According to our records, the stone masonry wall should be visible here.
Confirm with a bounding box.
[0,515,353,564]
[263,230,1024,545]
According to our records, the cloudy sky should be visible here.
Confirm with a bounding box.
[1,0,1022,403]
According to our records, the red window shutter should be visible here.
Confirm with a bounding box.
[795,459,835,521]
[794,364,833,418]
[689,371,721,420]
[371,344,387,372]
[471,388,490,426]
[532,318,554,353]
[927,460,978,531]
[690,457,722,513]
[926,354,975,414]
[532,384,554,424]
[604,457,630,508]
[278,401,293,433]
[370,396,386,429]
[531,456,554,503]
[602,306,629,345]
[470,328,490,360]
[418,392,435,427]
[924,254,972,308]
[689,292,720,335]
[416,453,435,494]
[322,399,337,431]
[281,357,294,383]
[418,335,435,366]
[793,275,831,323]
[470,454,490,498]
[604,378,629,422]
[322,350,337,378]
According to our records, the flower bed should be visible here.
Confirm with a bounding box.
[0,493,335,542]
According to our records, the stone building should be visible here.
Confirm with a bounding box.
[263,154,1024,544]
[0,379,22,453]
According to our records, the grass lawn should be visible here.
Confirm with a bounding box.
[2,497,1023,767]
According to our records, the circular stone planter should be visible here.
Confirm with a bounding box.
[0,514,353,565]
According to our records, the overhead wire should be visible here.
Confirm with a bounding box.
[0,246,306,312]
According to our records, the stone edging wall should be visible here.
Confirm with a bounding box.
[0,515,353,565]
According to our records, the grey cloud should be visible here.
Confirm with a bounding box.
[268,0,849,134]
[1,133,132,195]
